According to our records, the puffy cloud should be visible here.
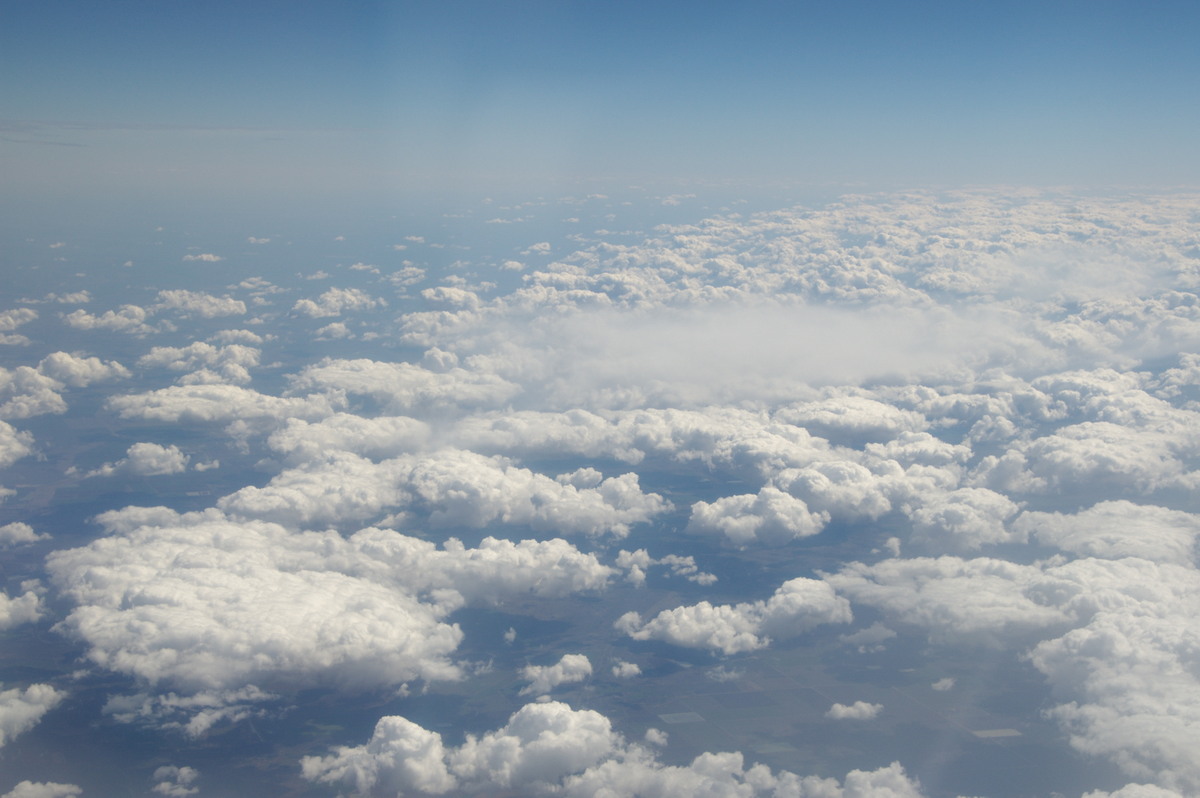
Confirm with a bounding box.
[85,442,189,477]
[151,766,198,797]
[46,509,611,729]
[0,421,34,468]
[138,342,260,384]
[154,289,245,318]
[612,661,641,678]
[0,783,82,798]
[304,700,908,798]
[0,309,37,332]
[825,701,883,720]
[0,522,48,546]
[0,582,45,630]
[106,383,340,425]
[61,305,155,335]
[219,449,669,536]
[180,253,223,262]
[904,487,1023,551]
[688,486,828,547]
[290,357,520,413]
[614,549,716,586]
[36,352,129,386]
[616,577,851,655]
[775,395,928,445]
[519,654,592,696]
[0,367,67,419]
[1014,501,1200,565]
[266,413,430,461]
[0,683,63,747]
[292,287,385,318]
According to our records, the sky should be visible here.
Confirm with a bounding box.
[3,0,1200,206]
[3,3,1200,798]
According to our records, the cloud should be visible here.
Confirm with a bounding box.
[826,701,883,720]
[0,583,45,630]
[138,341,260,384]
[688,486,829,547]
[0,422,34,468]
[36,352,129,386]
[154,290,246,318]
[0,783,82,798]
[181,253,223,262]
[151,765,199,797]
[0,684,63,748]
[218,449,669,535]
[304,700,918,797]
[61,305,156,335]
[292,287,385,318]
[1014,501,1200,565]
[519,654,592,696]
[616,577,851,655]
[85,442,189,477]
[46,509,612,729]
[0,309,37,332]
[0,523,48,547]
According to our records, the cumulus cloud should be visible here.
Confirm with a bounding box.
[154,289,245,318]
[0,684,63,747]
[303,700,923,797]
[84,442,189,477]
[218,449,669,535]
[46,509,611,729]
[1014,501,1200,565]
[0,308,37,345]
[616,577,851,654]
[151,765,199,796]
[36,351,129,386]
[61,305,156,335]
[826,701,883,720]
[138,341,260,384]
[181,253,223,262]
[0,421,34,468]
[0,582,45,630]
[519,654,592,696]
[0,783,82,798]
[0,522,48,547]
[292,287,385,318]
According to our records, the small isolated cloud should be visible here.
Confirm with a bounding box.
[0,683,64,747]
[1,783,82,798]
[611,661,640,679]
[85,442,189,477]
[181,253,223,262]
[247,237,270,244]
[0,523,48,547]
[616,577,851,655]
[838,622,897,653]
[826,701,883,720]
[151,765,199,796]
[0,309,37,335]
[932,677,955,691]
[519,654,592,696]
[155,290,246,318]
[292,287,385,318]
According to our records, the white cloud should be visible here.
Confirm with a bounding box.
[611,661,641,678]
[617,577,851,655]
[138,341,259,384]
[151,765,199,797]
[304,700,918,797]
[688,486,829,547]
[0,783,82,798]
[292,287,385,318]
[0,309,37,332]
[46,509,612,729]
[181,253,223,262]
[519,653,592,696]
[0,582,45,630]
[0,523,48,547]
[1014,501,1200,565]
[0,684,63,748]
[154,289,245,318]
[219,449,668,535]
[825,701,883,720]
[0,421,34,468]
[85,442,189,477]
[36,351,129,386]
[61,304,156,336]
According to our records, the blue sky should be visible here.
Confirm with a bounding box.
[3,0,1199,201]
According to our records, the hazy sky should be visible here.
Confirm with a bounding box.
[4,0,1199,202]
